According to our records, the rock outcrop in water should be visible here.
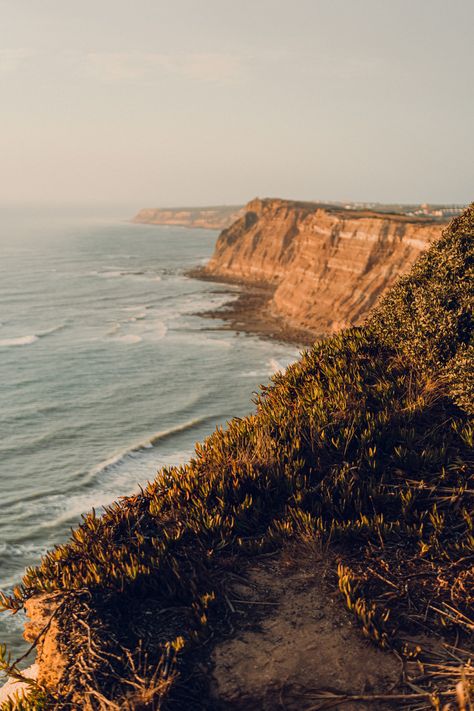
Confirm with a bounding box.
[132,205,244,230]
[203,198,447,335]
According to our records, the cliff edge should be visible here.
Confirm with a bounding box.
[203,198,447,335]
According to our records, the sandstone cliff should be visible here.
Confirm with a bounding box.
[203,198,448,336]
[132,204,244,230]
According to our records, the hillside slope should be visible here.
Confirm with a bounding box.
[0,207,472,710]
[203,198,447,335]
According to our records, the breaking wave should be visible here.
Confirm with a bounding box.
[0,324,66,348]
[89,416,214,478]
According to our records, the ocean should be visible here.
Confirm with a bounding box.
[0,206,299,659]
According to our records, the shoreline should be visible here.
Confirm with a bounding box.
[188,267,316,347]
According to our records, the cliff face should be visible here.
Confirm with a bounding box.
[132,205,244,230]
[204,198,447,335]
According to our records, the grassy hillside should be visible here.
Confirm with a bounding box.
[1,207,473,709]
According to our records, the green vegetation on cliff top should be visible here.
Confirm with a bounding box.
[1,206,473,709]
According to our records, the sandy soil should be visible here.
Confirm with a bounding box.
[0,664,37,706]
[209,547,403,710]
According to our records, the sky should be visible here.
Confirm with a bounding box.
[1,0,473,207]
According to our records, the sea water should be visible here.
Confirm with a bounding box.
[0,206,300,658]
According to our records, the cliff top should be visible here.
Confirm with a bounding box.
[1,207,472,709]
[246,196,450,223]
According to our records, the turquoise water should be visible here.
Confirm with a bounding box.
[0,207,299,657]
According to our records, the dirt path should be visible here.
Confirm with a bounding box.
[209,548,403,710]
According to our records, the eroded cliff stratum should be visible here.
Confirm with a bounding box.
[203,198,447,335]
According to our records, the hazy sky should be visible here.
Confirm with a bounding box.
[1,0,473,206]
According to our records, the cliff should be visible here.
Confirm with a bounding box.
[132,204,244,230]
[203,198,448,335]
[1,206,472,709]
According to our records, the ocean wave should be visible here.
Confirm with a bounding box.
[0,421,92,457]
[0,323,66,348]
[89,416,212,478]
[0,542,47,557]
[122,304,149,312]
[108,317,168,343]
[173,332,233,349]
[179,292,238,315]
[95,269,161,282]
[0,335,38,347]
[2,437,196,537]
[37,323,66,337]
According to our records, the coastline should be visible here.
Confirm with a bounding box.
[188,267,316,347]
[130,219,221,231]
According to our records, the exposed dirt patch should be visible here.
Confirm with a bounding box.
[209,548,403,710]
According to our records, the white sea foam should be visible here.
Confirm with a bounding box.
[123,304,149,312]
[9,438,195,535]
[0,324,65,348]
[115,334,143,344]
[268,358,285,373]
[99,270,123,278]
[0,335,38,347]
[89,417,209,478]
[145,320,168,340]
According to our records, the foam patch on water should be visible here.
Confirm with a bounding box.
[107,316,168,343]
[115,334,143,344]
[0,335,38,347]
[0,323,66,348]
[143,320,168,341]
[99,270,123,278]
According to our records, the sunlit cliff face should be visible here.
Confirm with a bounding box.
[205,198,446,335]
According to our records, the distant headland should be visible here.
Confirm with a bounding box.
[132,204,245,230]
